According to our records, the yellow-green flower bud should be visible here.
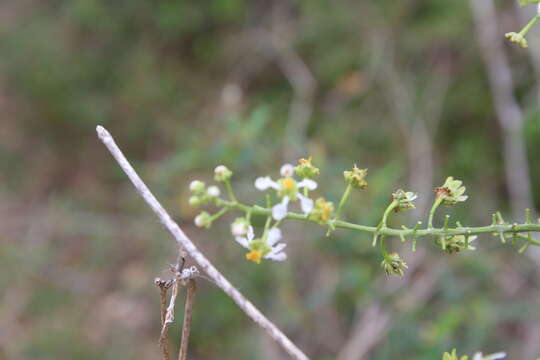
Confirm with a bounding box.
[294,157,320,179]
[189,195,202,207]
[194,211,212,228]
[343,165,368,189]
[214,165,233,182]
[381,252,408,276]
[438,235,477,254]
[505,32,528,48]
[308,198,334,225]
[206,185,221,198]
[189,180,206,195]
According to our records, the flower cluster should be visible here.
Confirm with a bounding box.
[187,159,539,275]
[255,163,318,221]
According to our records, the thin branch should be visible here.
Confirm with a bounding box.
[96,126,309,360]
[178,279,196,360]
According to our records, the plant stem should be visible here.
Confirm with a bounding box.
[427,197,443,229]
[216,199,540,242]
[335,184,352,219]
[381,200,398,227]
[224,179,238,203]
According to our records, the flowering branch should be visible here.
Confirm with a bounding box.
[96,126,310,360]
[189,158,540,277]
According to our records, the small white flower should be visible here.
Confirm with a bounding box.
[234,226,288,262]
[206,185,220,198]
[280,163,295,177]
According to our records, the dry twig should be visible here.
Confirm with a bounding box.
[178,279,196,360]
[97,126,309,360]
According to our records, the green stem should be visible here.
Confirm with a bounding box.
[520,13,540,37]
[210,207,228,222]
[428,197,443,229]
[216,199,540,243]
[381,200,398,227]
[335,184,352,219]
[224,179,238,203]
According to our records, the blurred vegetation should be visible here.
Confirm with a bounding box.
[0,0,539,359]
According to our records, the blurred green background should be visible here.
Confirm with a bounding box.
[1,0,540,359]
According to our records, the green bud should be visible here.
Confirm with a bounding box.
[189,180,206,195]
[308,198,334,225]
[343,165,368,189]
[381,252,408,277]
[189,196,202,207]
[294,156,320,179]
[214,165,233,182]
[438,235,477,254]
[206,185,221,198]
[505,32,528,48]
[194,211,212,228]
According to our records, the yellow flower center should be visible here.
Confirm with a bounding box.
[245,249,263,264]
[321,202,332,221]
[282,177,295,191]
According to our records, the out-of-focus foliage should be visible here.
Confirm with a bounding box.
[0,0,539,359]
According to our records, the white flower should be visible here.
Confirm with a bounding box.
[255,164,318,220]
[234,226,288,263]
[473,352,506,360]
[206,185,221,198]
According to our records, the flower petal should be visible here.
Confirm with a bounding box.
[265,243,287,261]
[298,193,314,214]
[487,352,506,360]
[267,228,282,246]
[247,226,255,242]
[255,177,279,191]
[272,196,290,220]
[280,164,294,177]
[298,178,317,190]
[234,236,249,249]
